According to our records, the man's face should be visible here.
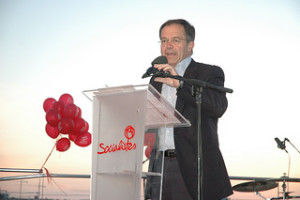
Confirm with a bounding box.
[160,24,194,67]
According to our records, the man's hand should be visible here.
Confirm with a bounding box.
[153,64,180,88]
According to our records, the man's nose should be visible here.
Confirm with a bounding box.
[166,41,174,48]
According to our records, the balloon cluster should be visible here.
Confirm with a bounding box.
[43,93,91,152]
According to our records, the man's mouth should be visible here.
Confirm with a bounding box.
[165,52,177,57]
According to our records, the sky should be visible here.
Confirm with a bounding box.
[1,0,300,199]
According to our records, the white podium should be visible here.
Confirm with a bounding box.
[83,84,190,200]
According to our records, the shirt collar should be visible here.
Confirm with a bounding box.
[175,56,192,76]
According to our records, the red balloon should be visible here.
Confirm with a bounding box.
[76,107,82,119]
[82,121,89,133]
[43,98,56,112]
[59,93,74,105]
[73,118,86,133]
[75,132,91,147]
[145,147,152,158]
[45,123,60,139]
[46,109,61,127]
[144,133,155,158]
[56,138,71,152]
[68,132,78,142]
[58,118,74,134]
[63,103,79,119]
[52,101,65,116]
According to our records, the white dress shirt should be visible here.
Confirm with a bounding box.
[158,56,192,151]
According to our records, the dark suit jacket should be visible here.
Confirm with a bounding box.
[150,59,233,200]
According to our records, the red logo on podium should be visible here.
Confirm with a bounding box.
[97,125,137,154]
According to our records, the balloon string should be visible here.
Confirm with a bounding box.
[40,142,56,173]
[39,142,67,196]
[43,167,52,183]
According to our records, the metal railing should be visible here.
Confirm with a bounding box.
[2,168,298,182]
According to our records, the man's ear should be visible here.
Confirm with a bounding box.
[188,41,194,53]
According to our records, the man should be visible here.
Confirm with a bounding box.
[145,19,233,200]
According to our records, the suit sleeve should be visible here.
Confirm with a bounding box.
[176,65,228,118]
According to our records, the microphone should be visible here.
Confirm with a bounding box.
[275,137,286,150]
[142,56,169,78]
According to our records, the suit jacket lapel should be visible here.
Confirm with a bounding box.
[183,59,198,79]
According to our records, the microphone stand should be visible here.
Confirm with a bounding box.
[274,137,300,200]
[285,138,300,155]
[155,73,233,200]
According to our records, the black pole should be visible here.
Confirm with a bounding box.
[193,85,204,200]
